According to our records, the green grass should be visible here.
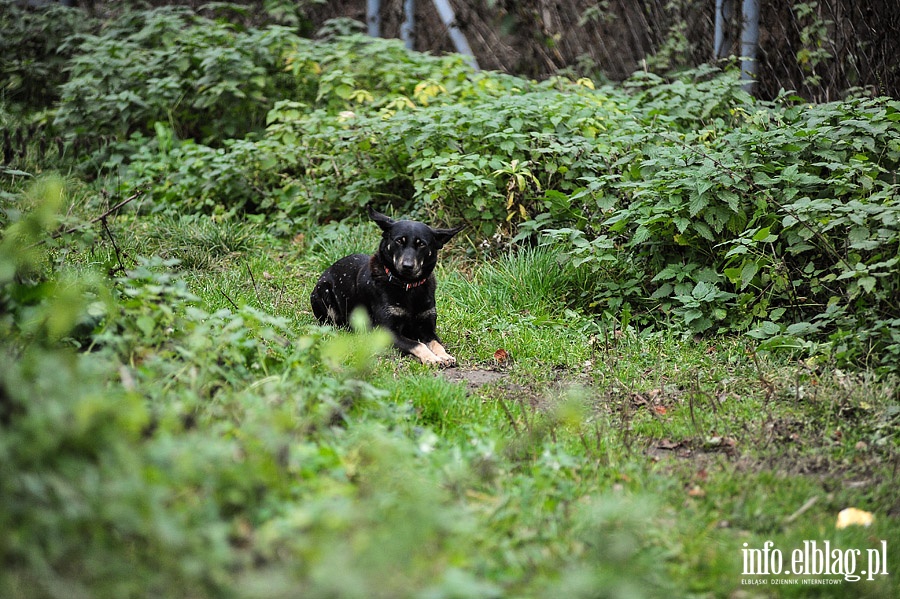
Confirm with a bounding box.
[4,13,899,594]
[275,218,896,596]
[4,208,898,598]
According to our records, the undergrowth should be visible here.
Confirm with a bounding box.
[31,5,893,371]
[1,179,898,598]
[1,4,899,597]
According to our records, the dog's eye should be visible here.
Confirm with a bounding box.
[396,236,407,245]
[415,239,426,248]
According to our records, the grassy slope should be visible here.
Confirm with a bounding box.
[111,212,898,597]
[3,9,897,594]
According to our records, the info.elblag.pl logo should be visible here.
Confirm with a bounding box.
[741,540,889,584]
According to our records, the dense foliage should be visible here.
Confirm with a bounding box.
[2,5,899,598]
[1,181,678,598]
[46,8,898,371]
[0,0,94,108]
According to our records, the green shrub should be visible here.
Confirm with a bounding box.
[542,78,900,371]
[54,7,302,142]
[0,180,232,598]
[0,0,94,109]
[0,180,417,597]
[254,77,615,230]
[111,47,900,371]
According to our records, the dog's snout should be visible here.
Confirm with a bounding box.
[398,251,418,273]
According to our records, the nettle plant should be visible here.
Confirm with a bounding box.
[62,10,899,372]
[543,73,900,371]
[55,7,302,142]
[95,22,480,218]
[0,0,95,108]
[252,76,623,232]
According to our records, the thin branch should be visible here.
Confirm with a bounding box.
[220,289,239,311]
[246,262,262,306]
[783,495,819,525]
[48,189,144,242]
[102,216,128,276]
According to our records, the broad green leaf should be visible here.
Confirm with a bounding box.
[747,321,782,339]
[740,261,759,290]
[689,192,709,217]
[752,226,772,242]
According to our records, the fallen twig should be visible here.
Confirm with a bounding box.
[48,189,144,242]
[220,289,239,311]
[246,262,262,306]
[783,495,819,525]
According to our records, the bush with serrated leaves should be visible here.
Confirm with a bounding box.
[540,72,900,372]
[54,7,301,142]
[0,180,441,598]
[48,5,900,371]
[0,0,93,108]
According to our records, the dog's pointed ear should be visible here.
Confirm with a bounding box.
[432,224,465,248]
[368,206,395,232]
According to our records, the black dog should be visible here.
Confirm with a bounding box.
[310,207,464,366]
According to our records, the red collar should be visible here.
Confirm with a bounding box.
[383,266,428,290]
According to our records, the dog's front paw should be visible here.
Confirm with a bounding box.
[427,341,456,367]
[427,355,454,367]
[411,343,441,365]
[421,352,456,368]
[411,342,457,367]
[426,354,456,368]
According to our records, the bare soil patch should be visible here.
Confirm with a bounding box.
[439,367,508,390]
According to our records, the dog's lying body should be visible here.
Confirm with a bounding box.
[310,207,463,366]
